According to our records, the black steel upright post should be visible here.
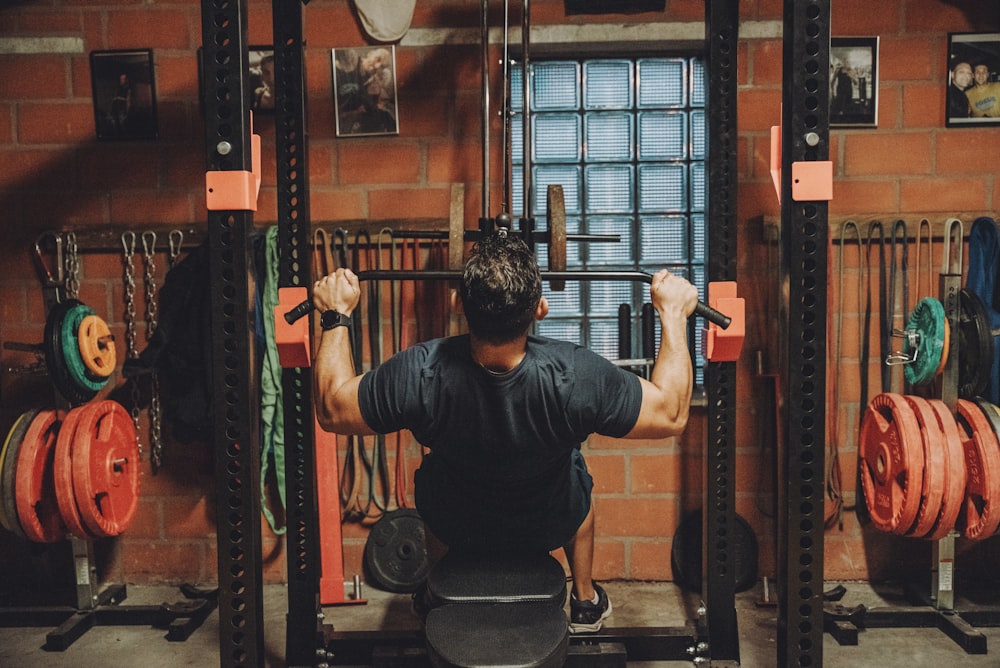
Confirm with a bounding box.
[200,1,265,666]
[702,0,741,664]
[272,2,324,666]
[777,1,829,666]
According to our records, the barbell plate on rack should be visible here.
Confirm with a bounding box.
[858,393,925,534]
[924,399,968,541]
[71,400,140,538]
[14,410,68,543]
[0,409,39,539]
[902,298,948,387]
[77,314,117,379]
[546,184,567,292]
[43,299,97,406]
[901,395,946,538]
[363,508,430,593]
[955,398,1000,540]
[61,303,109,392]
[958,289,993,399]
[53,405,96,540]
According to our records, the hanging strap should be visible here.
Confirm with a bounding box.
[260,225,287,534]
[827,221,861,530]
[888,220,908,393]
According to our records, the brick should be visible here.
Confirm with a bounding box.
[20,8,84,33]
[311,187,367,222]
[23,191,110,228]
[18,102,94,144]
[596,497,679,538]
[751,40,783,86]
[843,133,931,177]
[163,496,216,539]
[829,179,899,216]
[111,190,194,225]
[631,540,672,580]
[902,82,944,129]
[738,87,782,132]
[875,85,900,129]
[937,130,1000,174]
[630,453,681,494]
[338,142,421,185]
[399,93,451,138]
[0,148,75,189]
[592,539,625,581]
[831,0,902,34]
[119,540,207,583]
[905,0,976,32]
[369,187,452,220]
[585,453,626,494]
[77,145,159,190]
[880,36,937,83]
[900,175,988,213]
[107,9,192,50]
[126,497,163,540]
[427,141,480,184]
[0,56,69,99]
[0,104,11,144]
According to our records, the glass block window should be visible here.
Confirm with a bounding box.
[512,56,707,384]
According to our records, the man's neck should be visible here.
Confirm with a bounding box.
[469,335,528,375]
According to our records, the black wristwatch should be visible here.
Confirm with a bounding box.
[320,310,352,330]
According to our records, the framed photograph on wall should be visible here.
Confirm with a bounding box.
[90,49,157,140]
[947,33,1000,126]
[830,37,879,127]
[332,45,399,137]
[249,46,275,113]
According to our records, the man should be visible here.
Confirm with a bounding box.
[948,60,973,119]
[313,232,698,633]
[966,62,1000,118]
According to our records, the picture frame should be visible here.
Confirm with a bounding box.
[946,33,1000,126]
[248,46,275,113]
[830,37,879,128]
[332,45,400,137]
[90,49,157,140]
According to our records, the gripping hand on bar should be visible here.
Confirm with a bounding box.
[285,269,731,329]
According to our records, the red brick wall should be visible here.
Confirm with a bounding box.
[1,0,997,592]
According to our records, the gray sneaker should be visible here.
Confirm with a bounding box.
[569,582,613,633]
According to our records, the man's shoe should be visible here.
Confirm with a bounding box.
[569,582,613,633]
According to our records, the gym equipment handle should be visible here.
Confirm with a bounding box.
[284,269,732,330]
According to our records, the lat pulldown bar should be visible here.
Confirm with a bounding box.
[282,270,733,329]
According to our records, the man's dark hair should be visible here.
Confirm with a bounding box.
[460,232,543,343]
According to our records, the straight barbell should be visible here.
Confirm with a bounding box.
[284,269,732,330]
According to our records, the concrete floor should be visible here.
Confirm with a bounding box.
[1,580,999,666]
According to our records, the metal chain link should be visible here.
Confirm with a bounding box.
[64,232,80,300]
[121,231,142,459]
[141,231,163,472]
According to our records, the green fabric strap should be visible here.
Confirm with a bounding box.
[261,225,287,534]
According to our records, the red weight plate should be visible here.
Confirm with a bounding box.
[858,393,925,534]
[0,409,39,539]
[14,410,68,543]
[955,399,1000,540]
[72,400,140,538]
[53,405,94,540]
[901,396,945,538]
[925,400,968,541]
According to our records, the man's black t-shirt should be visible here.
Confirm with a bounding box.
[358,334,643,551]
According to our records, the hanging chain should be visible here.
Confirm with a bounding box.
[64,232,81,301]
[141,231,163,473]
[168,229,184,270]
[121,231,142,459]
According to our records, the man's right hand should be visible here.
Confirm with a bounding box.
[649,269,698,321]
[313,268,362,316]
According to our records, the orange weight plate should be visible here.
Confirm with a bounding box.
[14,410,68,543]
[955,399,1000,540]
[0,409,39,539]
[71,400,140,538]
[53,405,94,540]
[901,396,945,538]
[77,314,116,379]
[925,399,968,541]
[858,393,925,534]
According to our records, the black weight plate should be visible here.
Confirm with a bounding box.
[43,299,95,406]
[671,509,758,593]
[959,289,993,399]
[363,508,430,593]
[0,409,39,539]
